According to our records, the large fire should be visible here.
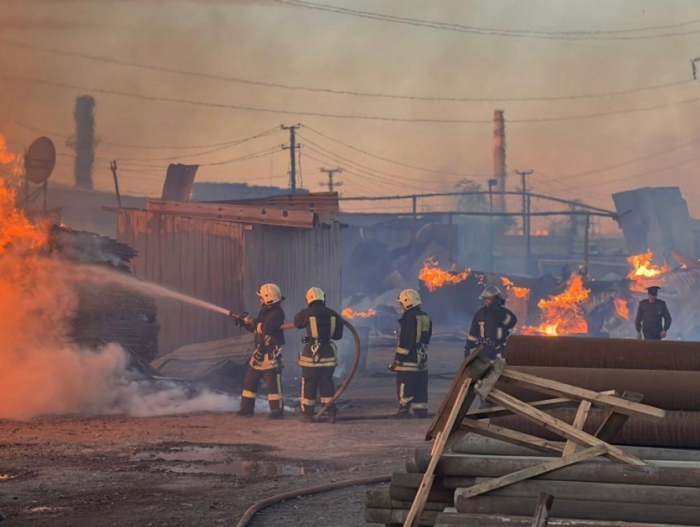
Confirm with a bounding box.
[524,275,590,336]
[0,177,49,254]
[342,308,377,319]
[628,251,668,279]
[0,134,23,178]
[614,298,629,320]
[419,257,470,292]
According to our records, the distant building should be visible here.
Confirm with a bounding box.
[192,182,309,202]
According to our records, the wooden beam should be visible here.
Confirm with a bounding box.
[595,391,644,443]
[461,419,564,455]
[499,369,665,422]
[563,400,592,456]
[485,388,645,466]
[404,377,473,527]
[455,445,607,499]
[531,493,554,527]
[467,397,575,420]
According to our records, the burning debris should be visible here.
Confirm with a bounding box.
[419,257,471,292]
[627,250,668,291]
[523,274,590,336]
[341,307,377,320]
[615,298,630,320]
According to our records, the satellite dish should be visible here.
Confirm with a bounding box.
[24,137,56,185]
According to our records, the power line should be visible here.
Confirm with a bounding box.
[6,74,700,125]
[302,125,488,177]
[275,0,700,41]
[1,38,693,103]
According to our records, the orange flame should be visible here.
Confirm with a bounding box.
[532,229,550,236]
[0,134,23,178]
[614,298,629,320]
[523,275,590,336]
[627,251,668,279]
[342,308,377,320]
[419,258,470,292]
[501,277,530,299]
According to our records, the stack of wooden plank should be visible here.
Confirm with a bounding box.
[364,345,700,527]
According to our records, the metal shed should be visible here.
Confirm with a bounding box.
[116,193,342,367]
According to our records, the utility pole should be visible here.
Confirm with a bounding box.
[320,167,343,192]
[488,178,497,272]
[516,170,533,275]
[282,124,301,193]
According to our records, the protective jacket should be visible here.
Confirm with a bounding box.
[635,299,671,339]
[294,301,344,368]
[242,303,285,370]
[466,303,517,357]
[394,306,432,372]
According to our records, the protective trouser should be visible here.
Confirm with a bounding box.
[642,329,663,340]
[300,367,336,415]
[240,366,283,414]
[396,370,428,417]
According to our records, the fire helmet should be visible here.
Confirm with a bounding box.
[479,285,503,301]
[306,286,325,305]
[257,283,283,305]
[397,289,421,310]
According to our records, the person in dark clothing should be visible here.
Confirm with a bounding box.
[235,283,286,419]
[635,286,671,340]
[389,289,432,419]
[294,287,344,424]
[465,285,517,360]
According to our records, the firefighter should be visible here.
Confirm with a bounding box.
[635,286,671,340]
[465,285,517,360]
[389,289,432,419]
[236,283,286,419]
[294,287,344,424]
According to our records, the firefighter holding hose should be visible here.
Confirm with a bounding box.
[465,285,517,360]
[389,289,432,419]
[231,283,286,419]
[635,286,672,340]
[294,287,344,424]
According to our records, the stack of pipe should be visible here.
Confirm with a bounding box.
[497,335,700,447]
[365,436,700,527]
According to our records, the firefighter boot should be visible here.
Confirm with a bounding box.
[326,404,337,424]
[392,405,412,419]
[268,410,284,420]
[414,408,429,419]
[237,396,255,417]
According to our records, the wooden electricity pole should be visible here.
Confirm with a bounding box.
[320,167,343,192]
[282,124,301,193]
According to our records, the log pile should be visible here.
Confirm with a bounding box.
[365,344,700,527]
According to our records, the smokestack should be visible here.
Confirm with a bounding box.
[73,95,95,190]
[493,110,506,212]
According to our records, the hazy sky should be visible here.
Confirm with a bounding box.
[2,0,700,223]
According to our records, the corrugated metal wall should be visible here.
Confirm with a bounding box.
[118,210,246,354]
[244,223,343,372]
[118,210,343,367]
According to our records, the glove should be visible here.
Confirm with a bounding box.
[388,360,400,371]
[636,332,642,340]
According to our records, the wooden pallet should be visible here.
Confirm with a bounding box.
[403,346,666,527]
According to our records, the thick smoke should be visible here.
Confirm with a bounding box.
[0,177,243,420]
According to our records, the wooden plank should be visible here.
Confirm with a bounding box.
[595,391,644,442]
[461,419,564,455]
[499,369,665,422]
[530,493,554,527]
[563,400,592,456]
[404,377,473,527]
[467,397,576,420]
[426,346,484,441]
[454,445,606,499]
[475,357,506,400]
[485,388,645,466]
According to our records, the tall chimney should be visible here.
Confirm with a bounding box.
[73,95,96,190]
[493,110,506,212]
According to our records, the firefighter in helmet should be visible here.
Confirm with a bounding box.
[465,285,517,360]
[294,287,344,424]
[389,289,432,419]
[635,286,671,340]
[236,283,286,419]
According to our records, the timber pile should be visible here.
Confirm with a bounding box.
[498,335,700,448]
[364,346,700,527]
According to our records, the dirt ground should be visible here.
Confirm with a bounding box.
[0,342,464,526]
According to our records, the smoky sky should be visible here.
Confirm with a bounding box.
[2,0,700,222]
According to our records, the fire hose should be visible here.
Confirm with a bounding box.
[235,474,390,527]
